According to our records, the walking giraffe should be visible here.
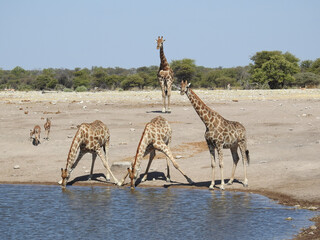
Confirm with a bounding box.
[59,120,120,188]
[44,118,51,140]
[30,125,41,146]
[180,80,250,190]
[156,36,174,113]
[121,116,193,189]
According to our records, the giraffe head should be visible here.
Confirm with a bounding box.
[60,168,68,188]
[127,167,135,189]
[180,80,191,95]
[156,36,165,50]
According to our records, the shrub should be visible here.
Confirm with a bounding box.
[63,88,73,92]
[75,85,88,92]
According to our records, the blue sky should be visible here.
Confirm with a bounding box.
[0,0,319,70]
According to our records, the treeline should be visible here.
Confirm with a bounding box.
[1,51,320,91]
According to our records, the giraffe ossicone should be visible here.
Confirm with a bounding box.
[180,80,250,190]
[60,120,120,188]
[120,116,193,189]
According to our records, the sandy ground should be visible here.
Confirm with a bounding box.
[0,89,320,238]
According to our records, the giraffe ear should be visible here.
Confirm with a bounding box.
[187,83,191,87]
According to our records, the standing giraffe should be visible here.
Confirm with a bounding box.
[156,36,174,113]
[121,116,193,189]
[30,125,41,146]
[60,120,120,188]
[44,118,51,140]
[180,80,250,190]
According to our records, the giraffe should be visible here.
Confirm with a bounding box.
[120,116,193,189]
[59,120,120,188]
[44,118,51,140]
[180,80,250,190]
[156,36,174,113]
[30,125,41,146]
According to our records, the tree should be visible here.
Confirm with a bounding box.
[311,58,320,75]
[171,59,196,82]
[34,75,52,90]
[294,72,320,87]
[73,68,91,89]
[300,60,313,72]
[250,51,300,89]
[249,51,282,71]
[11,66,26,78]
[120,74,144,90]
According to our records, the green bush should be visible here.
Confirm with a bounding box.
[63,88,73,92]
[75,85,88,92]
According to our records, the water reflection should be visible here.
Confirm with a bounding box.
[0,184,315,240]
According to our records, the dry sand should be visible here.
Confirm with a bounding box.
[0,89,319,238]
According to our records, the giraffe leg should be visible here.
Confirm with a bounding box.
[217,146,225,190]
[97,149,120,186]
[159,79,166,113]
[205,138,216,190]
[239,142,249,187]
[153,142,193,185]
[166,157,171,182]
[89,152,97,181]
[227,146,240,185]
[167,84,172,113]
[142,150,155,182]
[165,135,172,182]
[103,141,111,181]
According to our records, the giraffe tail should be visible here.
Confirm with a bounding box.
[245,150,250,165]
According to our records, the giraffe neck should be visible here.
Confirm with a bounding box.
[65,128,82,173]
[159,45,170,71]
[132,125,150,172]
[186,88,220,127]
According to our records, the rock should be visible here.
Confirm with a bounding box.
[119,142,127,145]
[112,161,131,168]
[289,128,293,131]
[307,206,318,211]
[310,225,317,230]
[175,155,183,159]
[285,217,293,221]
[83,106,87,109]
[130,128,135,132]
[13,165,20,169]
[84,170,90,173]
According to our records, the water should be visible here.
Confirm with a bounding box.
[0,184,315,240]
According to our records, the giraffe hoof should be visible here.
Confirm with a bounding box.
[243,183,248,188]
[219,186,225,190]
[166,177,171,182]
[167,109,171,113]
[209,185,214,190]
[162,108,166,113]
